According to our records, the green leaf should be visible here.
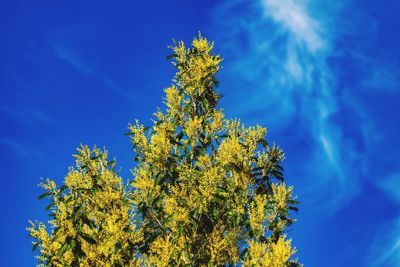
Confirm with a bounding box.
[56,242,69,257]
[81,216,96,229]
[80,233,97,245]
[37,192,51,200]
[45,202,55,211]
[176,131,184,140]
[289,206,299,212]
[258,139,269,148]
[59,185,68,192]
[32,242,39,252]
[166,53,178,60]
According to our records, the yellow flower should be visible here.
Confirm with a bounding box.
[249,194,267,237]
[217,136,245,166]
[128,120,148,150]
[243,236,296,267]
[186,116,202,139]
[164,86,182,116]
[270,183,293,211]
[148,235,174,267]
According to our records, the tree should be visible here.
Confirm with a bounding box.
[29,34,300,266]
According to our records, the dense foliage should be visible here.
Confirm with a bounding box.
[29,35,300,266]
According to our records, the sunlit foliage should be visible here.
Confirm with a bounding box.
[29,34,300,266]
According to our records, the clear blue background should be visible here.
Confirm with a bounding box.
[1,0,399,266]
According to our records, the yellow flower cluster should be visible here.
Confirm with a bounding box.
[249,194,267,237]
[164,86,182,116]
[147,126,172,169]
[242,125,267,154]
[244,236,296,267]
[131,165,161,205]
[148,235,174,266]
[65,169,93,190]
[164,187,190,232]
[128,120,148,151]
[207,222,239,265]
[28,145,141,266]
[217,136,245,166]
[206,109,224,135]
[271,183,294,211]
[172,35,222,97]
[186,116,202,140]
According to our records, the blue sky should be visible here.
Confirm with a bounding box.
[1,0,399,266]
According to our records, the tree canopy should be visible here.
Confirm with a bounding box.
[29,34,300,266]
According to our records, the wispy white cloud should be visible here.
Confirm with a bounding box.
[369,218,400,267]
[50,41,136,101]
[0,138,43,158]
[0,106,54,127]
[375,173,400,267]
[262,0,326,52]
[52,44,93,75]
[363,66,399,92]
[378,173,400,207]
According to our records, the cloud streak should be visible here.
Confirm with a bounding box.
[369,218,400,267]
[0,138,43,158]
[50,41,137,102]
[0,106,54,127]
[52,44,93,75]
